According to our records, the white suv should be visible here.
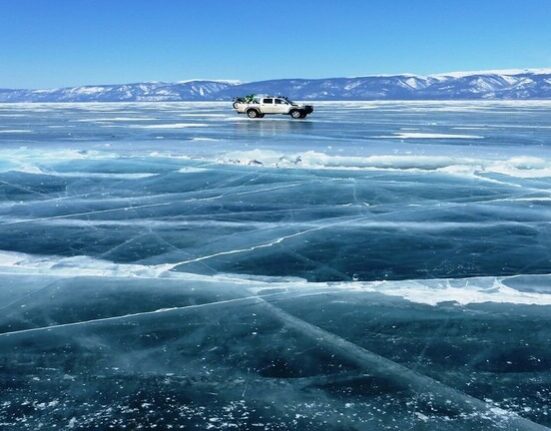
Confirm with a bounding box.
[233,96,314,119]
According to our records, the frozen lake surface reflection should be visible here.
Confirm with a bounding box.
[1,101,551,430]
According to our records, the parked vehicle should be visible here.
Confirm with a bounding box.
[233,95,314,119]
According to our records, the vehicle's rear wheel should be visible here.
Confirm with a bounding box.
[290,109,303,119]
[247,109,259,118]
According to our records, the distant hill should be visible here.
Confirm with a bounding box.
[2,69,551,102]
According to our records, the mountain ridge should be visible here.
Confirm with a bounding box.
[2,69,551,102]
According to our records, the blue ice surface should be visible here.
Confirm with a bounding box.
[0,101,551,430]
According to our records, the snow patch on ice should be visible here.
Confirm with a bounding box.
[1,250,551,306]
[215,149,551,178]
[356,278,551,306]
[129,123,209,129]
[179,113,228,118]
[178,167,208,173]
[75,117,155,122]
[46,172,158,179]
[385,132,484,139]
[191,137,219,142]
[0,148,118,175]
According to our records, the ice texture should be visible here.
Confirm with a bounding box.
[1,101,551,430]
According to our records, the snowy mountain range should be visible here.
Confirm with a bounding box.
[0,81,235,103]
[2,69,551,102]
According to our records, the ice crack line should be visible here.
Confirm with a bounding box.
[0,289,338,338]
[0,295,264,338]
[254,297,550,431]
[0,202,173,226]
[156,215,367,275]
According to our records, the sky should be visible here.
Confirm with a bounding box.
[1,0,550,89]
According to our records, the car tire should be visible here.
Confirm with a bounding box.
[232,102,239,109]
[290,110,303,119]
[247,109,259,119]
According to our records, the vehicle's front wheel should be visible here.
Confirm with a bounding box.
[247,109,260,119]
[290,110,304,119]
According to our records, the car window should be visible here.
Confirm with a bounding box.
[262,98,273,104]
[275,99,283,104]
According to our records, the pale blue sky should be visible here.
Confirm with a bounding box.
[1,0,550,88]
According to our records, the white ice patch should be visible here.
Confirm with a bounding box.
[0,148,118,174]
[384,132,484,139]
[0,129,32,133]
[191,137,219,142]
[75,117,155,122]
[354,278,551,306]
[0,250,171,279]
[177,167,208,173]
[485,156,551,178]
[215,149,551,178]
[128,123,208,129]
[179,114,228,118]
[1,250,551,306]
[46,172,158,179]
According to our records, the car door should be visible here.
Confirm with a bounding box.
[274,98,290,114]
[261,98,275,114]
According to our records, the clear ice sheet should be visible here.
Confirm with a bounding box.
[1,101,551,430]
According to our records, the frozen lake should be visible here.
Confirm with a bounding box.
[1,101,551,430]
